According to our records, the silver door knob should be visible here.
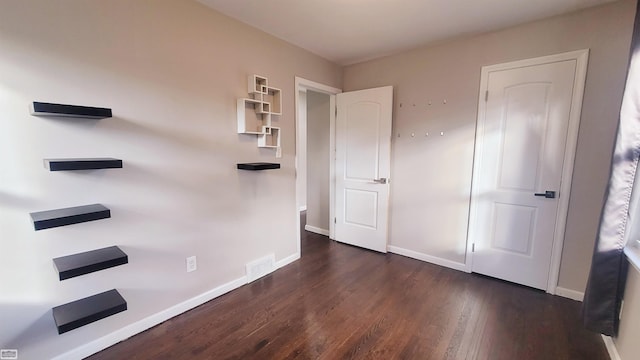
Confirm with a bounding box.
[373,178,387,184]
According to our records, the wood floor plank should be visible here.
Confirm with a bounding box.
[87,217,608,360]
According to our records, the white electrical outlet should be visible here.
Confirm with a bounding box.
[186,256,197,272]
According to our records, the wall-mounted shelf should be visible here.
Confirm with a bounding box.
[248,74,268,94]
[264,87,282,115]
[237,98,271,134]
[30,102,112,119]
[44,158,123,171]
[53,246,128,280]
[258,127,282,157]
[237,75,282,158]
[258,127,281,148]
[52,289,126,334]
[30,204,110,231]
[246,76,281,115]
[237,162,281,170]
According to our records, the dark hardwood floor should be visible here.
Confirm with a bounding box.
[88,215,608,360]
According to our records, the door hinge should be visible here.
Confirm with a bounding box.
[335,107,338,117]
[485,90,489,102]
[472,243,475,252]
[334,217,337,224]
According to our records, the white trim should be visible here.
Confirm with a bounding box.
[296,88,307,255]
[602,335,622,360]
[555,287,585,302]
[276,253,300,269]
[467,49,590,293]
[299,205,307,212]
[304,225,330,236]
[295,77,342,95]
[547,49,590,293]
[51,276,248,360]
[388,246,467,272]
[329,94,337,240]
[624,244,640,273]
[295,77,341,252]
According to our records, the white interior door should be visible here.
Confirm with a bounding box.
[335,86,393,253]
[469,55,582,290]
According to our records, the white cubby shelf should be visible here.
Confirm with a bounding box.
[237,74,282,158]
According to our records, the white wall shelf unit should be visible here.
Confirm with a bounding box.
[264,87,282,115]
[258,126,282,158]
[237,98,271,134]
[237,74,282,158]
[248,74,268,95]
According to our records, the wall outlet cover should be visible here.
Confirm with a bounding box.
[186,256,197,272]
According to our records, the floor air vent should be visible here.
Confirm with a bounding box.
[246,254,275,283]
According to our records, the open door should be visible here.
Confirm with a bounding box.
[334,86,393,253]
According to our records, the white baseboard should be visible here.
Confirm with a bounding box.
[52,276,247,360]
[387,245,467,272]
[276,253,300,269]
[53,252,301,360]
[304,225,329,236]
[299,205,307,211]
[602,335,621,360]
[555,287,585,302]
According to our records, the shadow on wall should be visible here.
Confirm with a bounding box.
[0,190,39,210]
[1,304,57,354]
[99,116,220,154]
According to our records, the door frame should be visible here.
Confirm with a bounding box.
[466,49,590,294]
[295,77,342,253]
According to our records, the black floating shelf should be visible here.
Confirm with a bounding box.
[52,289,127,334]
[45,158,123,171]
[30,204,110,231]
[53,246,128,280]
[237,162,281,171]
[30,101,112,119]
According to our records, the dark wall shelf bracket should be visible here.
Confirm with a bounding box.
[30,204,111,231]
[53,246,128,280]
[237,162,281,171]
[52,289,127,334]
[45,158,123,171]
[30,102,112,119]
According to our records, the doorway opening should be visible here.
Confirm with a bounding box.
[295,77,341,255]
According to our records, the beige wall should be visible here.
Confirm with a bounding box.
[306,91,331,231]
[0,0,341,358]
[343,0,636,291]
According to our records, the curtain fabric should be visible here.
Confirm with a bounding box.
[582,0,640,337]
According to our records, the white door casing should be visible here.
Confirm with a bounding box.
[335,86,393,253]
[468,50,589,291]
[295,77,341,256]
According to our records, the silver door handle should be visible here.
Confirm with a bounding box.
[373,178,387,184]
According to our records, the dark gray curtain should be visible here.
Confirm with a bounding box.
[582,0,640,337]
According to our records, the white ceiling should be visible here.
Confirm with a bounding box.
[198,0,616,65]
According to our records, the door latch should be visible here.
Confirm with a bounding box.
[534,190,556,199]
